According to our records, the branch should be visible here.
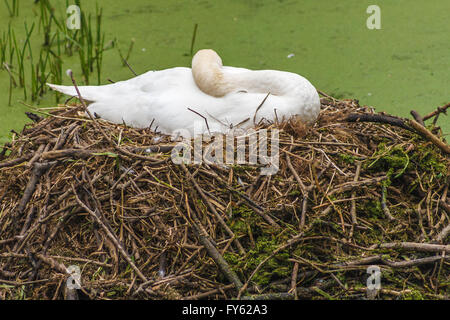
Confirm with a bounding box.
[345,113,413,131]
[382,255,449,268]
[181,163,246,253]
[434,223,450,243]
[378,242,450,254]
[0,154,33,169]
[72,185,148,283]
[410,110,425,126]
[408,119,450,154]
[423,102,450,121]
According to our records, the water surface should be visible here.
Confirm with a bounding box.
[0,0,448,144]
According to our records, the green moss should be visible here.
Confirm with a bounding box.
[232,165,257,174]
[410,143,447,175]
[236,236,291,286]
[228,205,257,235]
[225,205,293,286]
[223,251,240,266]
[106,286,127,297]
[366,143,409,179]
[339,153,356,164]
[229,219,247,234]
[363,200,384,219]
[403,290,425,300]
[366,142,447,188]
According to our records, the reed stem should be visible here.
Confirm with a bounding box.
[190,23,198,56]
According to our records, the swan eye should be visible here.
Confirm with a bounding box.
[237,90,248,94]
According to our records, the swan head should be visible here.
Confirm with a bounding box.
[192,49,223,67]
[192,49,231,97]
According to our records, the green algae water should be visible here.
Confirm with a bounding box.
[0,0,449,145]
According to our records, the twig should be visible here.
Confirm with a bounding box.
[41,148,103,160]
[181,201,243,292]
[408,119,450,154]
[434,223,450,243]
[328,176,388,196]
[285,151,312,228]
[253,92,270,125]
[381,184,396,221]
[0,154,32,169]
[241,292,294,300]
[317,90,337,101]
[345,113,413,131]
[410,110,425,126]
[13,162,53,217]
[290,262,299,299]
[181,163,246,253]
[187,107,210,134]
[72,184,148,283]
[381,255,449,268]
[122,58,137,76]
[377,242,450,254]
[350,162,361,225]
[422,102,450,121]
[183,284,235,300]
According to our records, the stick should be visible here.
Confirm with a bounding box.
[286,152,312,228]
[317,89,337,101]
[241,292,294,300]
[13,162,53,217]
[253,92,270,125]
[72,185,148,283]
[187,107,210,134]
[180,198,243,292]
[382,255,449,268]
[345,113,413,131]
[422,102,450,121]
[434,223,450,243]
[377,242,450,254]
[408,119,450,154]
[381,184,396,221]
[290,262,299,299]
[181,163,246,254]
[0,154,32,169]
[194,225,244,292]
[183,284,235,300]
[350,162,361,225]
[410,110,425,126]
[122,58,137,76]
[328,176,388,196]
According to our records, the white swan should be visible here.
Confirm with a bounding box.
[47,49,320,136]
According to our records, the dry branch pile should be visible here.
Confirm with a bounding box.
[0,97,449,300]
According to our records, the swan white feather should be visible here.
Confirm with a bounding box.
[47,49,320,136]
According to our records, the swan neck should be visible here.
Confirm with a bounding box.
[192,49,299,97]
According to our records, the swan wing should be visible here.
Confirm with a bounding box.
[46,67,192,102]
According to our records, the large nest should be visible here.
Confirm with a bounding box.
[0,97,449,300]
